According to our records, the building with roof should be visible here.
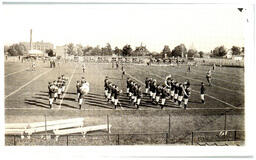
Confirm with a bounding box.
[20,41,54,52]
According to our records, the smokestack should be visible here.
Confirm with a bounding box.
[30,29,32,50]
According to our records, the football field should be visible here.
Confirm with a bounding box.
[4,61,245,145]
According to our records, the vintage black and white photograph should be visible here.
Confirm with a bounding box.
[3,2,249,147]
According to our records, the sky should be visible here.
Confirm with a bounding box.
[2,4,246,52]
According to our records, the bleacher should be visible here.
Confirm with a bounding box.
[5,118,111,140]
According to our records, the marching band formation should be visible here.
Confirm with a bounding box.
[76,77,90,109]
[47,64,209,110]
[48,74,68,109]
[103,73,207,110]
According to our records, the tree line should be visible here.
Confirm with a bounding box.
[4,43,244,58]
[65,43,150,57]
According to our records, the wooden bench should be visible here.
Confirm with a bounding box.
[5,129,26,139]
[25,121,84,136]
[6,123,29,139]
[28,118,84,128]
[6,118,85,139]
[53,124,112,141]
[5,123,29,129]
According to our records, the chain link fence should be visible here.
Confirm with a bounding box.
[5,133,169,146]
[5,130,244,146]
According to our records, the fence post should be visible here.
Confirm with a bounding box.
[191,132,194,145]
[117,134,120,145]
[166,133,168,144]
[66,135,69,146]
[45,114,47,139]
[107,115,109,133]
[234,131,237,141]
[13,135,16,146]
[224,111,227,130]
[168,114,170,136]
[107,115,110,141]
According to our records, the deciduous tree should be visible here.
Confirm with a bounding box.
[122,45,133,56]
[231,46,241,55]
[66,43,76,55]
[7,44,28,56]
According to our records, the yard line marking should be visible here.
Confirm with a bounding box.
[125,71,239,109]
[58,64,77,109]
[193,70,243,86]
[5,68,29,77]
[5,107,244,110]
[133,66,243,95]
[195,66,243,77]
[161,70,244,95]
[146,64,244,85]
[170,67,243,86]
[5,69,53,99]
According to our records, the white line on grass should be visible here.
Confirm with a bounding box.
[5,107,243,110]
[133,66,243,95]
[58,64,77,109]
[161,69,244,95]
[5,69,53,99]
[192,70,242,86]
[5,68,29,77]
[170,67,243,86]
[125,72,239,109]
[195,66,243,77]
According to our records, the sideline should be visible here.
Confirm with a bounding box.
[5,68,29,77]
[5,69,53,99]
[58,64,77,109]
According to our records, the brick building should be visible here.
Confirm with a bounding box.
[20,41,54,52]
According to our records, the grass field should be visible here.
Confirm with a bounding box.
[4,60,245,145]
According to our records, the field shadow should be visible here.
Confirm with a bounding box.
[102,68,116,70]
[24,99,49,109]
[65,92,77,95]
[108,77,122,80]
[140,103,160,109]
[85,97,109,104]
[85,95,104,99]
[35,93,48,97]
[163,104,182,109]
[40,91,49,94]
[188,100,202,104]
[60,103,79,109]
[84,101,113,109]
[63,97,76,102]
[87,92,104,97]
[32,96,48,101]
[119,103,137,109]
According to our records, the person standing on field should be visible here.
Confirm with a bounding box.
[78,79,90,110]
[200,82,206,104]
[104,76,109,98]
[112,85,119,109]
[183,85,191,110]
[82,63,86,73]
[206,70,212,86]
[155,85,162,105]
[48,82,55,109]
[136,85,143,109]
[177,83,184,107]
[174,82,179,103]
[213,63,216,71]
[145,77,150,95]
[161,85,169,109]
[76,80,81,102]
[122,69,126,79]
[188,64,191,72]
